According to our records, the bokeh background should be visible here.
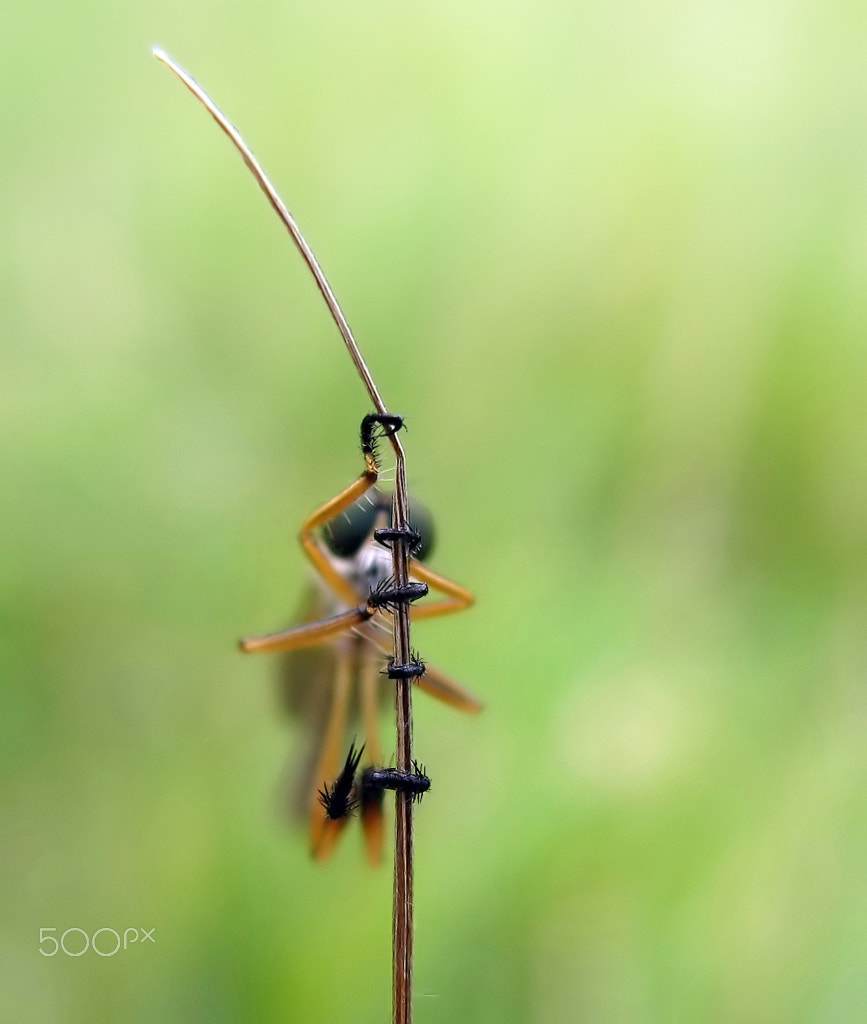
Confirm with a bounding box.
[2,2,866,1021]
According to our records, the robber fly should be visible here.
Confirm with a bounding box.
[241,423,482,862]
[154,50,482,864]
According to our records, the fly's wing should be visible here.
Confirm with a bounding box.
[276,584,340,822]
[357,638,389,864]
[274,585,400,863]
[276,585,388,861]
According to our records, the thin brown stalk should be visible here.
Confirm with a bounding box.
[390,464,415,1024]
[153,48,416,1023]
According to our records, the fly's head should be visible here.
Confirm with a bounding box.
[322,491,436,565]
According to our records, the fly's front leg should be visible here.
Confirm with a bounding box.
[297,413,404,607]
[238,412,404,652]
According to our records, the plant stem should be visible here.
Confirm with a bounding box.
[390,461,415,1024]
[153,49,418,1021]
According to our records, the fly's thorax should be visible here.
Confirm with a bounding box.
[317,541,396,615]
[319,491,436,612]
[347,541,395,598]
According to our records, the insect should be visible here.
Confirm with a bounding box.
[246,413,482,862]
[153,49,482,865]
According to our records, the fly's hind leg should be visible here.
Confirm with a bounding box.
[363,627,483,714]
[408,561,475,621]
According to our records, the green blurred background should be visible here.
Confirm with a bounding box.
[2,1,865,1021]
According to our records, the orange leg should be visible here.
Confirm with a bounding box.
[239,607,371,654]
[240,558,474,655]
[362,629,483,714]
[240,415,395,650]
[298,471,378,607]
[297,414,402,608]
[409,561,475,621]
[415,661,483,714]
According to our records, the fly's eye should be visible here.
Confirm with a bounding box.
[406,497,435,561]
[323,497,379,557]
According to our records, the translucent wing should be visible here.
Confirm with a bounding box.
[276,584,391,861]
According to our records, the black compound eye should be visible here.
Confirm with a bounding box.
[323,496,379,557]
[406,496,435,562]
